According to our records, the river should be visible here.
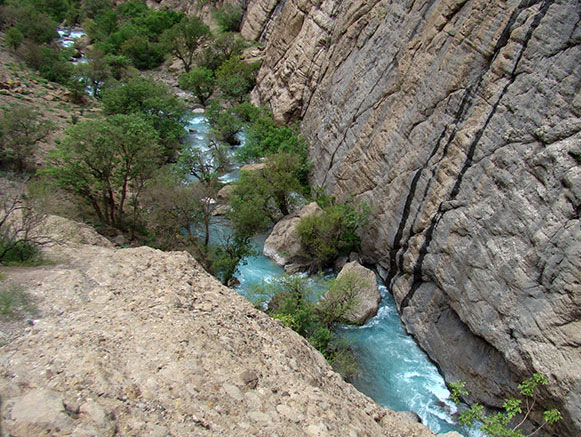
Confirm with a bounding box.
[187,114,479,436]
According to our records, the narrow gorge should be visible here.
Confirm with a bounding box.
[244,0,580,435]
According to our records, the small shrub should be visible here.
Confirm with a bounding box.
[451,373,562,436]
[0,284,34,317]
[297,198,370,269]
[249,274,361,380]
[213,4,243,32]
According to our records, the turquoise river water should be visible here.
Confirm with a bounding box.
[187,114,478,436]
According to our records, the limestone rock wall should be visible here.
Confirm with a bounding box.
[250,0,581,435]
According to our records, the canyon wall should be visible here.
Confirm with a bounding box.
[246,0,581,435]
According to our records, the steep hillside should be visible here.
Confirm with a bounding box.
[0,217,436,436]
[246,0,580,435]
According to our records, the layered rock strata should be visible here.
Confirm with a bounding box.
[248,0,581,435]
[0,218,435,437]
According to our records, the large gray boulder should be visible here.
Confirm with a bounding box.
[335,261,381,325]
[263,202,323,266]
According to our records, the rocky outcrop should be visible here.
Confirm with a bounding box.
[0,218,435,437]
[335,261,381,325]
[263,201,323,266]
[241,0,285,42]
[250,0,581,435]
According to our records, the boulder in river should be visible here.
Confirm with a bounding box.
[335,261,381,325]
[263,202,323,266]
[217,184,235,203]
[240,162,266,173]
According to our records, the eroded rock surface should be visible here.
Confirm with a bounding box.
[263,201,323,266]
[335,261,381,325]
[250,0,581,434]
[0,218,434,437]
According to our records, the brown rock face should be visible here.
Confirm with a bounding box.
[250,0,581,435]
[0,218,434,437]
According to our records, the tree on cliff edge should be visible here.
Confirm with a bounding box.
[161,15,210,73]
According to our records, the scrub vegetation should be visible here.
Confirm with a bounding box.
[450,374,562,437]
[0,0,371,382]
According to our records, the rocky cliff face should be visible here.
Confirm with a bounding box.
[0,217,435,437]
[247,0,581,435]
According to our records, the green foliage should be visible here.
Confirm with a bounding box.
[161,15,210,72]
[0,284,34,318]
[228,173,272,237]
[228,151,307,236]
[2,1,59,44]
[104,54,131,80]
[317,271,367,326]
[205,100,243,145]
[297,198,370,269]
[17,43,72,84]
[81,2,184,70]
[0,186,48,265]
[142,169,216,254]
[45,114,163,229]
[197,31,246,71]
[4,26,24,50]
[72,48,110,98]
[209,233,254,285]
[120,33,164,70]
[80,0,113,21]
[215,56,260,102]
[250,274,360,380]
[450,381,468,404]
[236,113,310,184]
[178,67,215,106]
[213,4,243,32]
[102,77,187,160]
[179,140,231,189]
[0,105,52,173]
[450,373,562,437]
[0,239,39,264]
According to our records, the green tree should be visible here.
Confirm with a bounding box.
[0,185,48,264]
[1,1,58,44]
[0,105,51,173]
[205,100,243,145]
[450,374,562,437]
[120,33,165,70]
[45,114,163,229]
[73,48,110,98]
[102,77,187,160]
[79,0,113,21]
[142,171,216,254]
[197,31,246,71]
[228,172,272,237]
[18,43,72,84]
[215,56,260,102]
[250,273,361,380]
[262,152,304,216]
[228,151,306,236]
[212,4,243,32]
[297,199,370,269]
[4,26,24,50]
[161,15,210,72]
[210,233,254,285]
[178,67,215,106]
